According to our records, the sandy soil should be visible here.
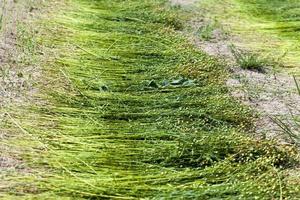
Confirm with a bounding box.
[0,0,41,174]
[170,0,197,6]
[0,0,38,107]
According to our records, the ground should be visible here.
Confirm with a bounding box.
[0,0,40,177]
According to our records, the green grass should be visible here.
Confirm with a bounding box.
[2,0,300,199]
[236,0,300,23]
[197,24,215,41]
[199,0,300,75]
[235,0,300,52]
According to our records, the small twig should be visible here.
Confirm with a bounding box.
[106,39,119,53]
[74,44,99,58]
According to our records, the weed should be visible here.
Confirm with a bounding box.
[197,23,215,41]
[230,45,267,72]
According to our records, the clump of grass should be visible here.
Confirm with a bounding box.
[230,45,267,72]
[294,75,300,95]
[197,23,215,41]
[271,116,300,146]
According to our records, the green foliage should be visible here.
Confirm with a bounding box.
[237,0,300,22]
[234,0,300,74]
[3,0,299,199]
[198,24,215,41]
[199,0,300,75]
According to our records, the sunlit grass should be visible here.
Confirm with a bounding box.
[2,0,300,199]
[199,0,300,76]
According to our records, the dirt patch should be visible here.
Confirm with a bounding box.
[0,0,42,174]
[172,0,300,143]
[0,0,38,107]
[170,0,197,6]
[228,69,300,141]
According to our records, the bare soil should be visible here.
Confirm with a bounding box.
[170,0,197,6]
[0,0,41,174]
[0,0,39,107]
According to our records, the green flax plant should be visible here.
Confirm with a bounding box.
[3,0,299,199]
